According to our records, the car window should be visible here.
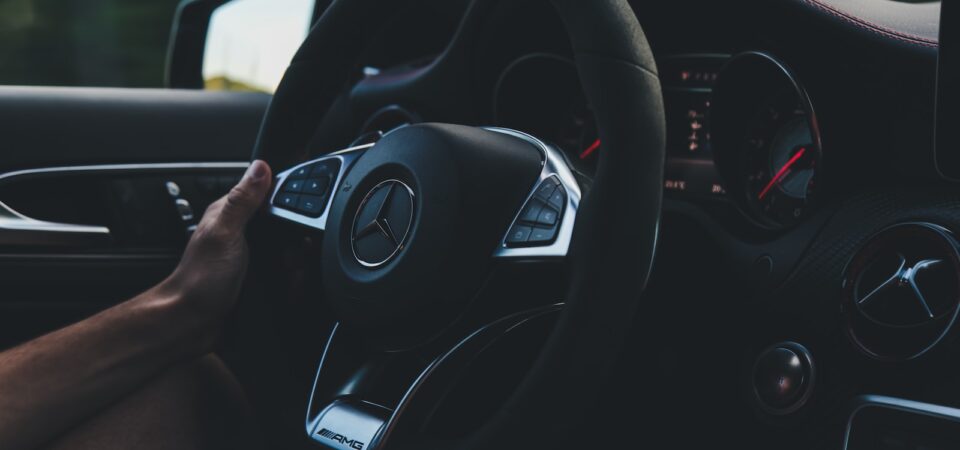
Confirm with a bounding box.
[0,0,179,87]
[202,0,314,93]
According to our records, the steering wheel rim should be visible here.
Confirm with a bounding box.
[250,0,665,448]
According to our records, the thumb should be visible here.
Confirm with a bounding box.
[218,160,272,232]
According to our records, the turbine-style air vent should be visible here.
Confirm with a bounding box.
[842,223,960,361]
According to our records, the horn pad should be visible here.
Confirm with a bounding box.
[321,124,543,348]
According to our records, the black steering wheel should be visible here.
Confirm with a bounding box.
[245,0,665,448]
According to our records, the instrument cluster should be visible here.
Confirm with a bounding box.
[492,51,824,231]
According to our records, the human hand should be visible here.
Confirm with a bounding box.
[163,160,272,325]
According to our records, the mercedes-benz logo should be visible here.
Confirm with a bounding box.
[351,179,415,268]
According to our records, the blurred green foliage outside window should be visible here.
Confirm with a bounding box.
[0,0,179,87]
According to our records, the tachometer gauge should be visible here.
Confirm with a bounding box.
[743,102,820,227]
[712,51,823,229]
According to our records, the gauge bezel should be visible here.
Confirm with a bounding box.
[712,51,824,230]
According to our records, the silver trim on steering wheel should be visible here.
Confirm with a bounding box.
[267,143,374,230]
[486,128,582,259]
[268,129,581,261]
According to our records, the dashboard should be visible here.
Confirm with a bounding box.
[346,1,958,448]
[466,2,954,449]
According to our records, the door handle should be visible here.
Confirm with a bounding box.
[0,200,110,247]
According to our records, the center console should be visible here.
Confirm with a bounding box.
[845,397,960,450]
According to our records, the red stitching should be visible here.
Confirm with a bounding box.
[802,0,938,48]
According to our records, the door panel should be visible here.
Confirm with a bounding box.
[0,86,270,348]
[0,86,268,170]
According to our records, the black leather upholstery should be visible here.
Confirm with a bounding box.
[792,0,939,49]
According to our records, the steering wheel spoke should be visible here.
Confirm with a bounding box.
[486,128,582,259]
[268,143,375,231]
[304,306,563,450]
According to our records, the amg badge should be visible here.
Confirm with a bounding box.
[316,428,366,450]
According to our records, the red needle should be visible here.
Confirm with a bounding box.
[758,147,807,200]
[579,139,601,160]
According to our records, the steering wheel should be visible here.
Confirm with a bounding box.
[246,0,665,448]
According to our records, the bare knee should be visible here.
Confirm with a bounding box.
[43,355,262,450]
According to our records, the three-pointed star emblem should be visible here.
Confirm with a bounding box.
[351,180,415,267]
[356,183,402,247]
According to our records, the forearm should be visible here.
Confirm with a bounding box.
[0,279,215,450]
[0,161,271,450]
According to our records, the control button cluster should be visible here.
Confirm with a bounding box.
[273,159,341,217]
[506,176,566,247]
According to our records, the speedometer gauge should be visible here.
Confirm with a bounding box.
[744,102,820,227]
[712,51,823,229]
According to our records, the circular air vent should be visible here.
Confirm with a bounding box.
[842,223,960,361]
